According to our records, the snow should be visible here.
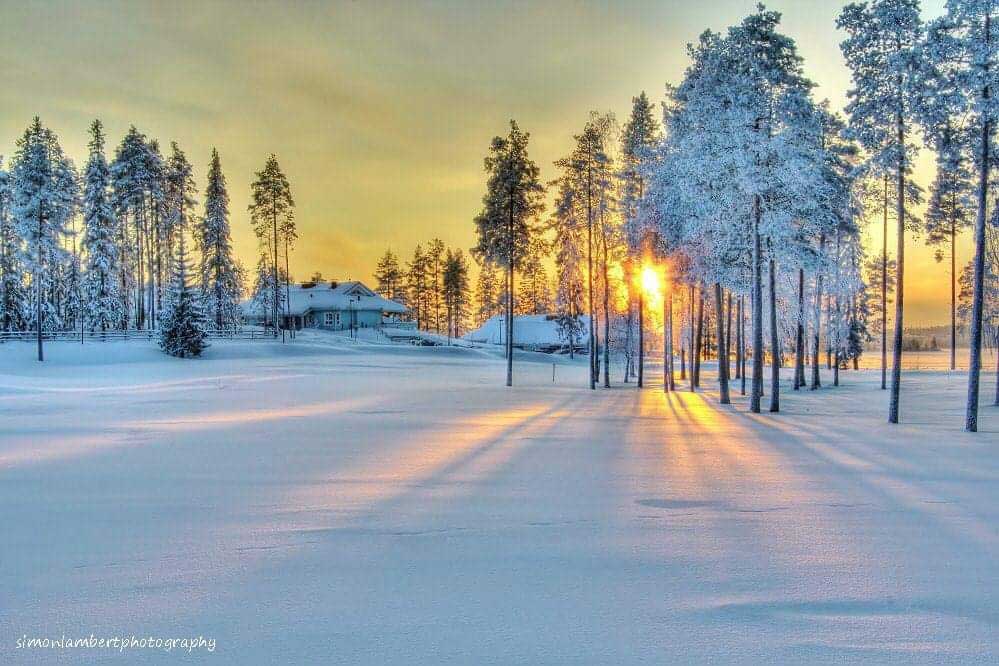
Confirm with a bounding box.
[1,339,997,664]
[464,313,590,347]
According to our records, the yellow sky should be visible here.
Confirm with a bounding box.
[0,0,958,325]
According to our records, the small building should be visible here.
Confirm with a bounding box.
[244,280,408,331]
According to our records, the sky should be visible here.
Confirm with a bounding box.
[0,0,959,325]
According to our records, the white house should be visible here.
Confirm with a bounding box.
[245,280,408,331]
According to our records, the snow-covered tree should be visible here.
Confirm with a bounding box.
[620,91,661,386]
[111,126,163,330]
[248,154,294,340]
[553,113,617,389]
[11,118,78,360]
[198,148,243,331]
[80,120,122,333]
[0,157,27,332]
[472,120,545,387]
[839,0,923,423]
[920,0,999,430]
[158,230,209,358]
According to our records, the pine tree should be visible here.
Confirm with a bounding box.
[11,118,78,360]
[407,244,429,329]
[80,120,122,333]
[442,248,470,341]
[474,259,499,325]
[158,231,209,358]
[111,127,163,330]
[472,120,545,386]
[426,238,445,332]
[554,114,616,389]
[199,149,243,331]
[923,127,972,371]
[517,236,552,315]
[0,158,27,332]
[621,92,661,387]
[374,249,403,300]
[839,0,923,423]
[248,154,294,340]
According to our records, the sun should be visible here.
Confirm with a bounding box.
[641,266,660,298]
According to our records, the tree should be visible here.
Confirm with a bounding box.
[426,238,445,332]
[442,248,470,341]
[11,118,78,361]
[0,157,27,332]
[111,126,163,330]
[80,120,122,333]
[158,230,209,358]
[407,244,429,328]
[839,0,923,424]
[923,127,972,371]
[199,149,243,331]
[249,154,294,340]
[474,259,500,325]
[551,174,586,357]
[621,91,661,387]
[554,113,616,389]
[921,0,999,430]
[517,236,552,314]
[374,249,403,300]
[472,120,545,387]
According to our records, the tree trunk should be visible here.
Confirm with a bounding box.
[735,294,743,380]
[725,290,733,382]
[587,170,595,390]
[881,172,888,390]
[507,192,515,388]
[693,287,704,390]
[889,109,906,424]
[795,268,805,390]
[689,284,695,391]
[950,217,956,371]
[285,237,293,338]
[715,282,730,404]
[965,56,991,431]
[601,229,610,389]
[768,258,779,413]
[666,288,675,392]
[751,194,764,413]
[638,289,644,388]
[36,216,43,362]
[811,236,824,390]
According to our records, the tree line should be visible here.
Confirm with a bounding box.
[0,117,300,357]
[467,1,999,432]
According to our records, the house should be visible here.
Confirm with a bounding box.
[464,314,591,353]
[244,280,408,331]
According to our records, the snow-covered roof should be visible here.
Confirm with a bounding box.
[283,281,407,315]
[464,314,590,346]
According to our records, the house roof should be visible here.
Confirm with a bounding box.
[244,280,408,316]
[290,281,408,315]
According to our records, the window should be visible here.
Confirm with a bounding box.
[324,312,335,327]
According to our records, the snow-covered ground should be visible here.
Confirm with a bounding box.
[1,338,997,664]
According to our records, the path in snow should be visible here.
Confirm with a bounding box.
[1,339,997,664]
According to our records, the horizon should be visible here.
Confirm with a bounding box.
[0,0,958,326]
